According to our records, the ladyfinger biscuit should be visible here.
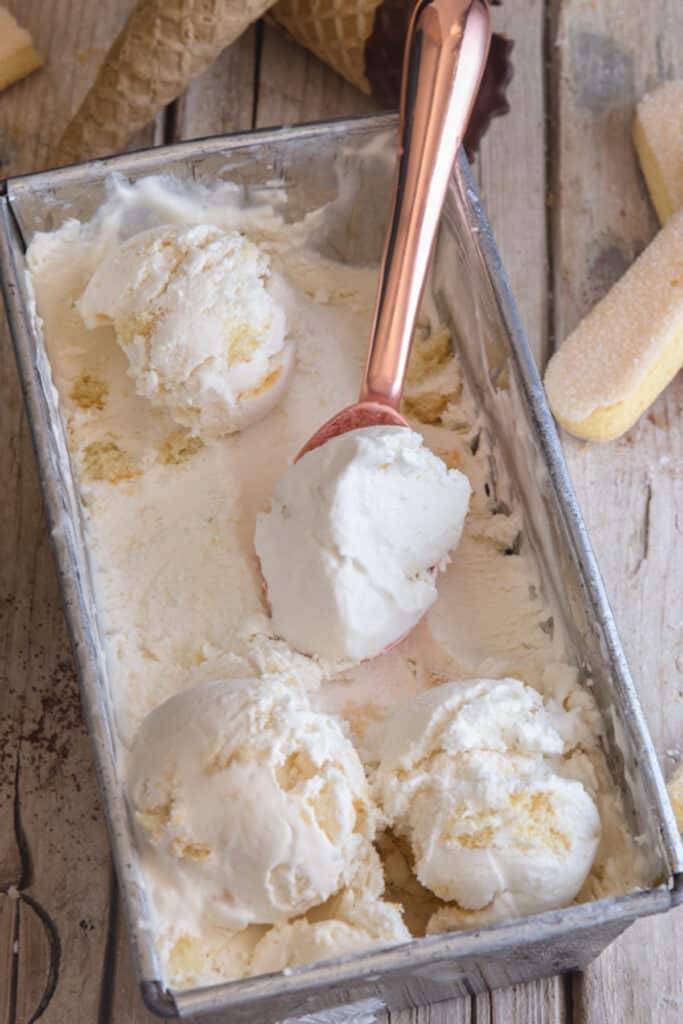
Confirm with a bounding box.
[0,6,42,92]
[544,209,683,442]
[633,80,683,224]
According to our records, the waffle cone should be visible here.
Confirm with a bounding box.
[271,0,383,94]
[54,0,275,167]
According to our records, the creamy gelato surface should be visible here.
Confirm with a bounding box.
[26,174,647,989]
[128,677,378,930]
[376,678,601,920]
[255,425,471,662]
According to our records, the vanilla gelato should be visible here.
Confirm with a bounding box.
[250,844,410,973]
[128,677,377,936]
[250,891,409,974]
[376,678,601,920]
[24,173,646,990]
[255,425,471,662]
[78,224,293,436]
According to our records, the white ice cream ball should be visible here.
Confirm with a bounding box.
[78,224,293,435]
[376,678,601,919]
[250,891,410,975]
[255,425,471,663]
[127,677,377,933]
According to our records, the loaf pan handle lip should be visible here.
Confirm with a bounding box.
[140,981,179,1019]
[452,151,683,884]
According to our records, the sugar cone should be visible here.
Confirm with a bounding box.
[271,0,514,157]
[54,0,275,168]
[270,0,382,94]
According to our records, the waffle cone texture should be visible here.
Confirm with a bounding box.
[270,0,383,93]
[54,0,276,167]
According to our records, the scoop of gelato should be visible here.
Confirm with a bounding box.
[250,892,409,975]
[255,426,471,663]
[161,924,265,990]
[127,677,377,934]
[375,678,600,921]
[250,847,409,974]
[78,224,292,435]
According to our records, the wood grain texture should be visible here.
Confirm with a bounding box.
[0,896,18,1023]
[476,0,548,368]
[109,891,160,1024]
[256,23,379,128]
[389,1000,472,1023]
[0,320,113,1024]
[0,0,155,174]
[475,978,569,1024]
[549,1,683,1021]
[174,26,258,139]
[0,307,25,896]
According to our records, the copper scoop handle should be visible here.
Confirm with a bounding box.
[359,0,491,409]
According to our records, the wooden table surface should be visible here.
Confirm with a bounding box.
[1,2,682,1022]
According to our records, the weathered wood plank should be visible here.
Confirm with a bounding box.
[1,314,112,1024]
[256,23,378,128]
[14,896,55,1024]
[0,306,25,898]
[174,26,257,140]
[571,910,683,1024]
[0,895,18,1023]
[549,1,683,1021]
[0,0,158,174]
[474,978,569,1024]
[476,0,548,368]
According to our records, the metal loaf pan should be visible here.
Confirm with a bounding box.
[1,116,682,1022]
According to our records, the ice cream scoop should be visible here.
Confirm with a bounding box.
[297,0,491,459]
[78,224,293,436]
[249,893,410,974]
[127,677,378,935]
[376,678,601,921]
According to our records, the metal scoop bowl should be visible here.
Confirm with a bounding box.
[297,0,492,461]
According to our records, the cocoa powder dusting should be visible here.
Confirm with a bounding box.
[22,657,83,767]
